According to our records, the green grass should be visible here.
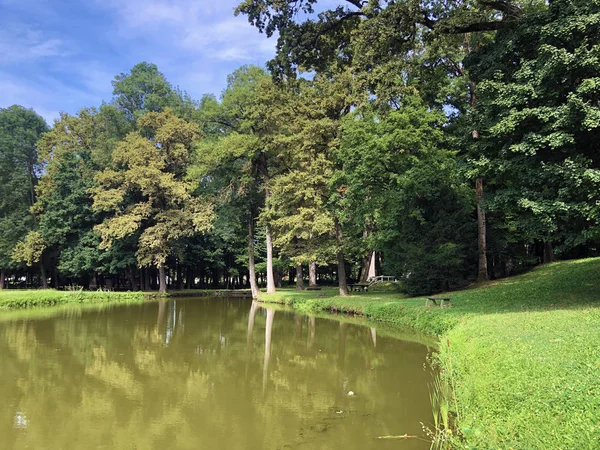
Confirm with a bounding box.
[0,288,145,310]
[259,258,600,449]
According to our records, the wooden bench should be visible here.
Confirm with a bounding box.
[426,297,452,308]
[348,283,369,292]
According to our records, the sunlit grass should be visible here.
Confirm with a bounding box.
[259,258,600,449]
[0,289,144,310]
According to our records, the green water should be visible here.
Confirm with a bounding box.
[0,298,434,449]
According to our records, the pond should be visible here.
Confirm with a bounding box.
[0,298,434,449]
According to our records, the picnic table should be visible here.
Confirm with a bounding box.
[348,283,369,292]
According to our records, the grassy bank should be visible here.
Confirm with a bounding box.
[0,289,145,310]
[259,258,600,449]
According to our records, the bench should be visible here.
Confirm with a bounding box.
[426,297,452,308]
[348,283,369,292]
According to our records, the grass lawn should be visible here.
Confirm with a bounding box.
[0,288,144,310]
[259,258,600,449]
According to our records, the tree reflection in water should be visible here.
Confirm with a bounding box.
[0,298,433,450]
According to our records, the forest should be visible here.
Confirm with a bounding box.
[1,0,599,297]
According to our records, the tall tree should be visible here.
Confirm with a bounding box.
[0,106,47,288]
[337,96,475,295]
[194,66,285,296]
[92,110,214,293]
[263,74,355,295]
[468,0,600,262]
[30,107,133,287]
[235,0,543,283]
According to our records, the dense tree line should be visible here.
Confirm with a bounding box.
[1,0,599,295]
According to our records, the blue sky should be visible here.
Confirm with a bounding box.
[0,0,279,125]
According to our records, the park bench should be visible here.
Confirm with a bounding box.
[425,297,452,308]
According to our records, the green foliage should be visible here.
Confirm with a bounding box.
[263,74,353,265]
[33,108,134,278]
[112,62,196,121]
[338,98,475,295]
[468,0,600,252]
[0,105,47,269]
[12,232,46,267]
[93,109,214,268]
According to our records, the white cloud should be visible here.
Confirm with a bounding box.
[0,26,68,64]
[97,0,275,62]
[0,72,59,124]
[0,69,112,125]
[0,1,278,123]
[98,0,238,30]
[182,17,276,61]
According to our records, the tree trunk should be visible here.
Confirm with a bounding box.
[476,177,489,282]
[126,268,138,291]
[359,252,372,283]
[0,269,5,290]
[51,267,58,289]
[309,261,318,287]
[158,264,167,294]
[248,211,260,299]
[335,220,349,296]
[265,227,276,294]
[274,267,282,288]
[186,268,193,289]
[177,264,184,290]
[40,264,48,289]
[543,241,555,264]
[296,264,304,290]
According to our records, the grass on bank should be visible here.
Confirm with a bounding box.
[0,288,145,310]
[259,258,600,450]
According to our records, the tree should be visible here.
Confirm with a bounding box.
[236,0,530,79]
[112,62,196,121]
[235,0,547,284]
[12,231,48,288]
[337,97,475,295]
[92,109,214,293]
[263,74,355,296]
[0,106,47,288]
[467,0,600,263]
[194,66,285,297]
[24,106,136,289]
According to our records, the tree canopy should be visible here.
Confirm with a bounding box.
[1,0,599,294]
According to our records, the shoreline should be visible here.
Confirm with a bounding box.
[0,288,254,311]
[257,258,600,449]
[1,258,599,449]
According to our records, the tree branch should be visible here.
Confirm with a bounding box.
[437,20,509,34]
[343,0,365,9]
[479,0,521,18]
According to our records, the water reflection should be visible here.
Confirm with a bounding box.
[0,298,432,450]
